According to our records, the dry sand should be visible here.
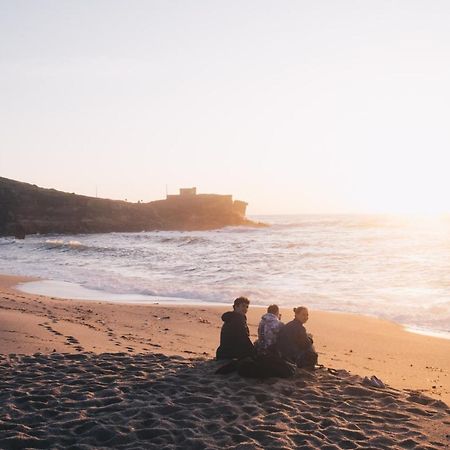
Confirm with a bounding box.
[1,274,449,449]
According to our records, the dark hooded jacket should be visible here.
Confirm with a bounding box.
[277,319,313,362]
[216,311,255,360]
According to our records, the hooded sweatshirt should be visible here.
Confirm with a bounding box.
[216,311,255,360]
[257,313,284,351]
[277,319,312,361]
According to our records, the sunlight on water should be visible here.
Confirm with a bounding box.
[1,214,449,336]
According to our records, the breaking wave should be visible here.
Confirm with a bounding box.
[43,240,91,251]
[1,214,449,337]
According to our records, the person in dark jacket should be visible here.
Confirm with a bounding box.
[216,296,255,360]
[277,306,317,368]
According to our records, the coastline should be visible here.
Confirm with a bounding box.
[1,273,449,406]
[2,272,449,448]
[15,277,450,341]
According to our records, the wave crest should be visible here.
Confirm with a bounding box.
[44,240,87,250]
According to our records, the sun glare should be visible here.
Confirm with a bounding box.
[346,147,449,216]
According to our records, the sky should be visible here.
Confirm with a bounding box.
[1,1,449,215]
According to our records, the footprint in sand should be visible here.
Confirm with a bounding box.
[40,323,64,337]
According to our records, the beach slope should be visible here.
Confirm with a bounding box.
[1,274,449,448]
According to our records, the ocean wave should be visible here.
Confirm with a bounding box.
[157,235,211,246]
[178,237,211,246]
[215,226,266,233]
[0,238,16,245]
[262,215,406,230]
[43,240,89,251]
[39,239,128,257]
[269,220,345,230]
[3,214,449,336]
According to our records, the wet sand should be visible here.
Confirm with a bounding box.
[1,274,449,448]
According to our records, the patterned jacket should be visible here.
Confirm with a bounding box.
[257,313,284,351]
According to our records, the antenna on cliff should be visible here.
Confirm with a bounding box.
[95,185,98,198]
[166,184,168,197]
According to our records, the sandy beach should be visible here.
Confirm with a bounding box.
[1,273,449,448]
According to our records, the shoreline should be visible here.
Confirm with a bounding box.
[1,272,449,406]
[15,278,232,307]
[15,276,450,341]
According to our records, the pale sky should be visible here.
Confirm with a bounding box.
[1,1,449,214]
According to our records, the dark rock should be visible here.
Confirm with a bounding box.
[0,177,265,236]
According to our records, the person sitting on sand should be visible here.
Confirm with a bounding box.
[277,306,317,368]
[216,296,255,360]
[256,304,284,355]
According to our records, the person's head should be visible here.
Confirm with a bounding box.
[267,304,280,319]
[293,306,309,324]
[233,296,250,315]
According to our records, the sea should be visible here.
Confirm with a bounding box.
[1,215,449,339]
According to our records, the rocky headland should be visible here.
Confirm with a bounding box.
[0,177,261,237]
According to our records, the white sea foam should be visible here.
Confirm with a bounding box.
[1,214,449,337]
[44,239,65,247]
[44,239,86,250]
[16,279,219,305]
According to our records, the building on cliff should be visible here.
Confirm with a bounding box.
[166,187,247,217]
[0,178,259,236]
[179,187,197,196]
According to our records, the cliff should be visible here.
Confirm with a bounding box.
[0,177,261,237]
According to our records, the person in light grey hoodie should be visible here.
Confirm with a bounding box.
[256,304,284,355]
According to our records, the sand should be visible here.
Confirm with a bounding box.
[1,273,449,448]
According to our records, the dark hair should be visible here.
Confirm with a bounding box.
[233,296,250,309]
[267,304,279,315]
[293,306,308,314]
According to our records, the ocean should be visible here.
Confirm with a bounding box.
[1,215,449,338]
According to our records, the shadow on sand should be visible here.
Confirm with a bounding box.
[0,352,449,449]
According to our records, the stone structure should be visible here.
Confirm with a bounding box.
[179,187,196,196]
[0,178,260,237]
[166,187,247,217]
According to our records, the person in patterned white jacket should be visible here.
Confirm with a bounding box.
[256,304,284,355]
